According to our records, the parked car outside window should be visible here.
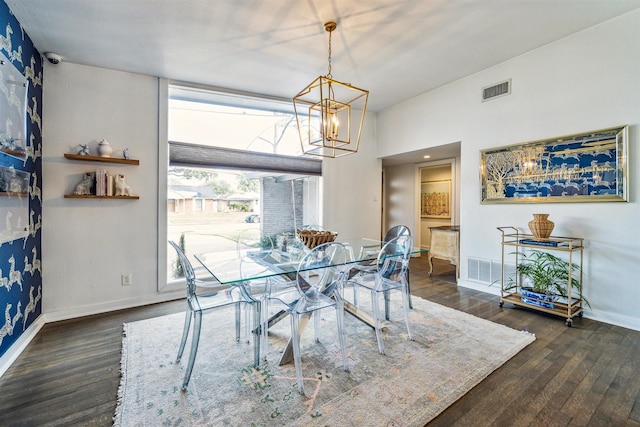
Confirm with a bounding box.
[245,214,260,223]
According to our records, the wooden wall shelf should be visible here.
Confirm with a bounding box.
[64,152,140,199]
[64,195,139,200]
[1,192,28,197]
[1,148,26,157]
[64,153,139,165]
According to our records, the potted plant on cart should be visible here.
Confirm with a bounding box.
[506,250,590,310]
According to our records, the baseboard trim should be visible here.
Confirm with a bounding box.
[44,291,185,323]
[457,279,640,332]
[0,316,46,377]
[1,291,185,378]
[456,278,501,296]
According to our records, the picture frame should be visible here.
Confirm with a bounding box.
[480,125,629,204]
[0,59,28,159]
[0,165,30,244]
[421,179,451,218]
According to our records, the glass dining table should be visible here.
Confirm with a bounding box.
[194,236,427,364]
[196,238,394,281]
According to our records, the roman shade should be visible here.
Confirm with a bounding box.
[169,141,322,176]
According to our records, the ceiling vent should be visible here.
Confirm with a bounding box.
[481,79,511,102]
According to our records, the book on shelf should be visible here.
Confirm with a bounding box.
[94,169,115,196]
[518,239,570,247]
[107,175,114,196]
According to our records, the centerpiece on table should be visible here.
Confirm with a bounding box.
[296,229,337,249]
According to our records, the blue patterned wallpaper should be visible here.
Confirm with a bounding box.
[0,1,43,358]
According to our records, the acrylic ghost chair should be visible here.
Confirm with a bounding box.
[236,228,271,343]
[169,240,261,391]
[350,225,413,318]
[235,228,290,359]
[345,235,414,355]
[264,241,350,394]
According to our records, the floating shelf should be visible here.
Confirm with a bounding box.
[0,192,28,197]
[64,195,139,199]
[1,148,26,157]
[64,153,139,165]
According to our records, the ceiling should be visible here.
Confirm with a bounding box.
[7,0,640,164]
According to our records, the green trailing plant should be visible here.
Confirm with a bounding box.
[507,250,590,308]
[260,235,277,249]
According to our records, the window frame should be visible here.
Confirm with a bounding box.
[158,80,323,293]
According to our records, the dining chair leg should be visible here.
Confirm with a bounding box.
[371,290,385,355]
[260,298,269,361]
[384,290,391,321]
[252,301,261,367]
[176,308,192,362]
[244,304,251,343]
[401,282,414,341]
[290,312,305,394]
[314,309,320,343]
[335,299,349,372]
[234,303,241,342]
[406,269,413,309]
[182,310,202,391]
[353,285,359,307]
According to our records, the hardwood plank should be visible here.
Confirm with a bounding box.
[586,332,640,425]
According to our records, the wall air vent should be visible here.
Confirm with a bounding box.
[481,79,511,102]
[467,257,510,284]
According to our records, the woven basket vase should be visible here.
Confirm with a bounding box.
[297,230,337,249]
[528,213,554,241]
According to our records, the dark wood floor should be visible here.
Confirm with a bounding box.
[1,257,639,426]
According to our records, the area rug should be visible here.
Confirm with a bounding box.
[114,295,534,426]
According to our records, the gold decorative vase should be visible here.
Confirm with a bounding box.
[528,214,554,241]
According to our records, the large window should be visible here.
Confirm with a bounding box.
[169,86,304,155]
[166,85,322,284]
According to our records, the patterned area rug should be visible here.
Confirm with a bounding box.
[114,295,534,426]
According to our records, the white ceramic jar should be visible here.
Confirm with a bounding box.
[98,139,113,157]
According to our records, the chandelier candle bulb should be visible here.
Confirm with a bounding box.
[330,114,339,139]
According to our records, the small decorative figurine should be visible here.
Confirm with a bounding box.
[97,139,113,157]
[114,174,131,196]
[73,173,94,195]
[77,144,90,155]
[123,148,130,159]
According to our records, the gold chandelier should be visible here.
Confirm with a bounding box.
[293,21,369,158]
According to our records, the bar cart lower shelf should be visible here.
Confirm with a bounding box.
[499,294,584,326]
[497,226,586,327]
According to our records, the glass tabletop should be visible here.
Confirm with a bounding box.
[195,237,427,285]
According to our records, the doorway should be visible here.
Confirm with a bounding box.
[418,160,456,249]
[417,159,459,282]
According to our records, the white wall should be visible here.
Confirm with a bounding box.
[377,10,640,330]
[42,63,180,320]
[323,111,382,240]
[384,164,415,237]
[40,62,378,319]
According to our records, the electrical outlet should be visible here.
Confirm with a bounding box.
[121,273,132,286]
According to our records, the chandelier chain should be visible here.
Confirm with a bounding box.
[327,27,333,79]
